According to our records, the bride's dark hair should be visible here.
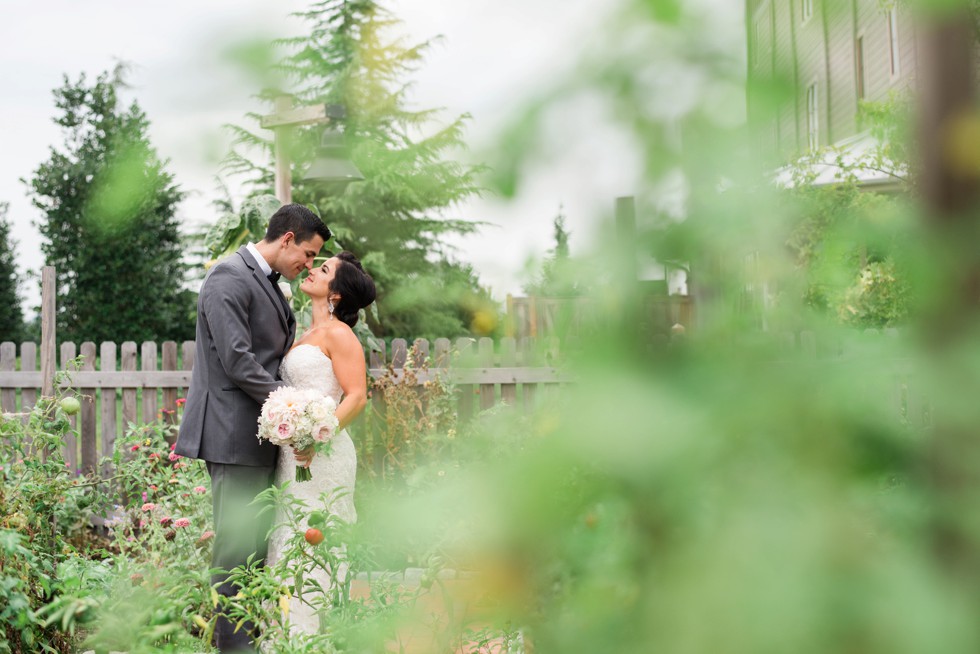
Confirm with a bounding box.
[328,251,376,328]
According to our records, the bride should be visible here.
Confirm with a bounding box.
[265,251,376,636]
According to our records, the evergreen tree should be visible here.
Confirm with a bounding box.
[525,205,580,297]
[28,70,194,344]
[0,203,25,342]
[225,0,493,339]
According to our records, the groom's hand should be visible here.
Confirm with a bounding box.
[293,446,315,467]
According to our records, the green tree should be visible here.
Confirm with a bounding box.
[27,70,194,344]
[224,0,492,339]
[0,203,25,342]
[780,96,914,329]
[524,205,581,298]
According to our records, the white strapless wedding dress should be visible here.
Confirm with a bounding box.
[265,343,357,636]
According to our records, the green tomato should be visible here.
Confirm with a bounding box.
[60,397,81,415]
[307,511,327,528]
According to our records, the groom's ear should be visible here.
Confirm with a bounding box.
[280,231,295,247]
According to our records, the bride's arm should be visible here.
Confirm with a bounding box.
[323,327,368,430]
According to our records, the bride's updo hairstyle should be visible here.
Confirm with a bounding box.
[329,251,376,328]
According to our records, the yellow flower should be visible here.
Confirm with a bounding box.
[278,595,290,619]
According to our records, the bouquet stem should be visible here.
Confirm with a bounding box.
[295,465,312,482]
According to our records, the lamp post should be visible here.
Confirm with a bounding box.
[260,96,363,204]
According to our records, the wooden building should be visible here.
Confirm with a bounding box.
[746,0,916,163]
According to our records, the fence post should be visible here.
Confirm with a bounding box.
[141,342,158,424]
[121,342,138,430]
[100,342,117,474]
[478,337,495,411]
[79,342,97,475]
[60,342,78,472]
[40,266,56,399]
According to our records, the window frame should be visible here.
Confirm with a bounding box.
[887,7,901,78]
[854,34,866,102]
[806,82,819,151]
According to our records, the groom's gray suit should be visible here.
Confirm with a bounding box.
[176,245,295,652]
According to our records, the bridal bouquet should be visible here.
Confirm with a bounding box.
[257,387,339,482]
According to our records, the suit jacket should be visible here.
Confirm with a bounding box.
[175,246,296,466]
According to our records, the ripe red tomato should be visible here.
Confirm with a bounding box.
[304,528,325,546]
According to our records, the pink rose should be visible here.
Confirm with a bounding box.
[277,423,293,437]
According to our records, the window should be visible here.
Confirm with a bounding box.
[753,4,771,70]
[887,7,900,77]
[802,0,813,22]
[855,36,865,100]
[806,83,819,151]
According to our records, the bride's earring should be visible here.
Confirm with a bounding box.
[328,300,335,319]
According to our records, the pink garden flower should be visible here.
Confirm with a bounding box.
[140,503,157,512]
[176,398,186,407]
[148,452,159,460]
[168,452,180,462]
[174,518,191,529]
[193,486,207,493]
[160,516,173,527]
[141,491,148,502]
[196,530,215,544]
[130,445,140,452]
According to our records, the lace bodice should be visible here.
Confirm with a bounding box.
[280,344,343,402]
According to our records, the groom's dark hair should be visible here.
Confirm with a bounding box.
[265,203,331,245]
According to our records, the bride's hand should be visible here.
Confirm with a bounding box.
[293,445,315,467]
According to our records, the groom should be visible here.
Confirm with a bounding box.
[175,203,330,652]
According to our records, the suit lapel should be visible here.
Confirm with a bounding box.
[236,247,291,333]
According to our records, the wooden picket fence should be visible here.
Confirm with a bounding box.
[0,336,569,476]
[506,294,693,339]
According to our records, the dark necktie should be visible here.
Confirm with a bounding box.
[267,271,290,316]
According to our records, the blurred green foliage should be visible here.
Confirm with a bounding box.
[27,69,195,344]
[354,1,980,653]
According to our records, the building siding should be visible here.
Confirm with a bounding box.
[748,0,917,162]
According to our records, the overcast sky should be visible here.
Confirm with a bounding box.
[1,0,741,315]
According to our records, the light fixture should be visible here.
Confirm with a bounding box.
[302,128,364,189]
